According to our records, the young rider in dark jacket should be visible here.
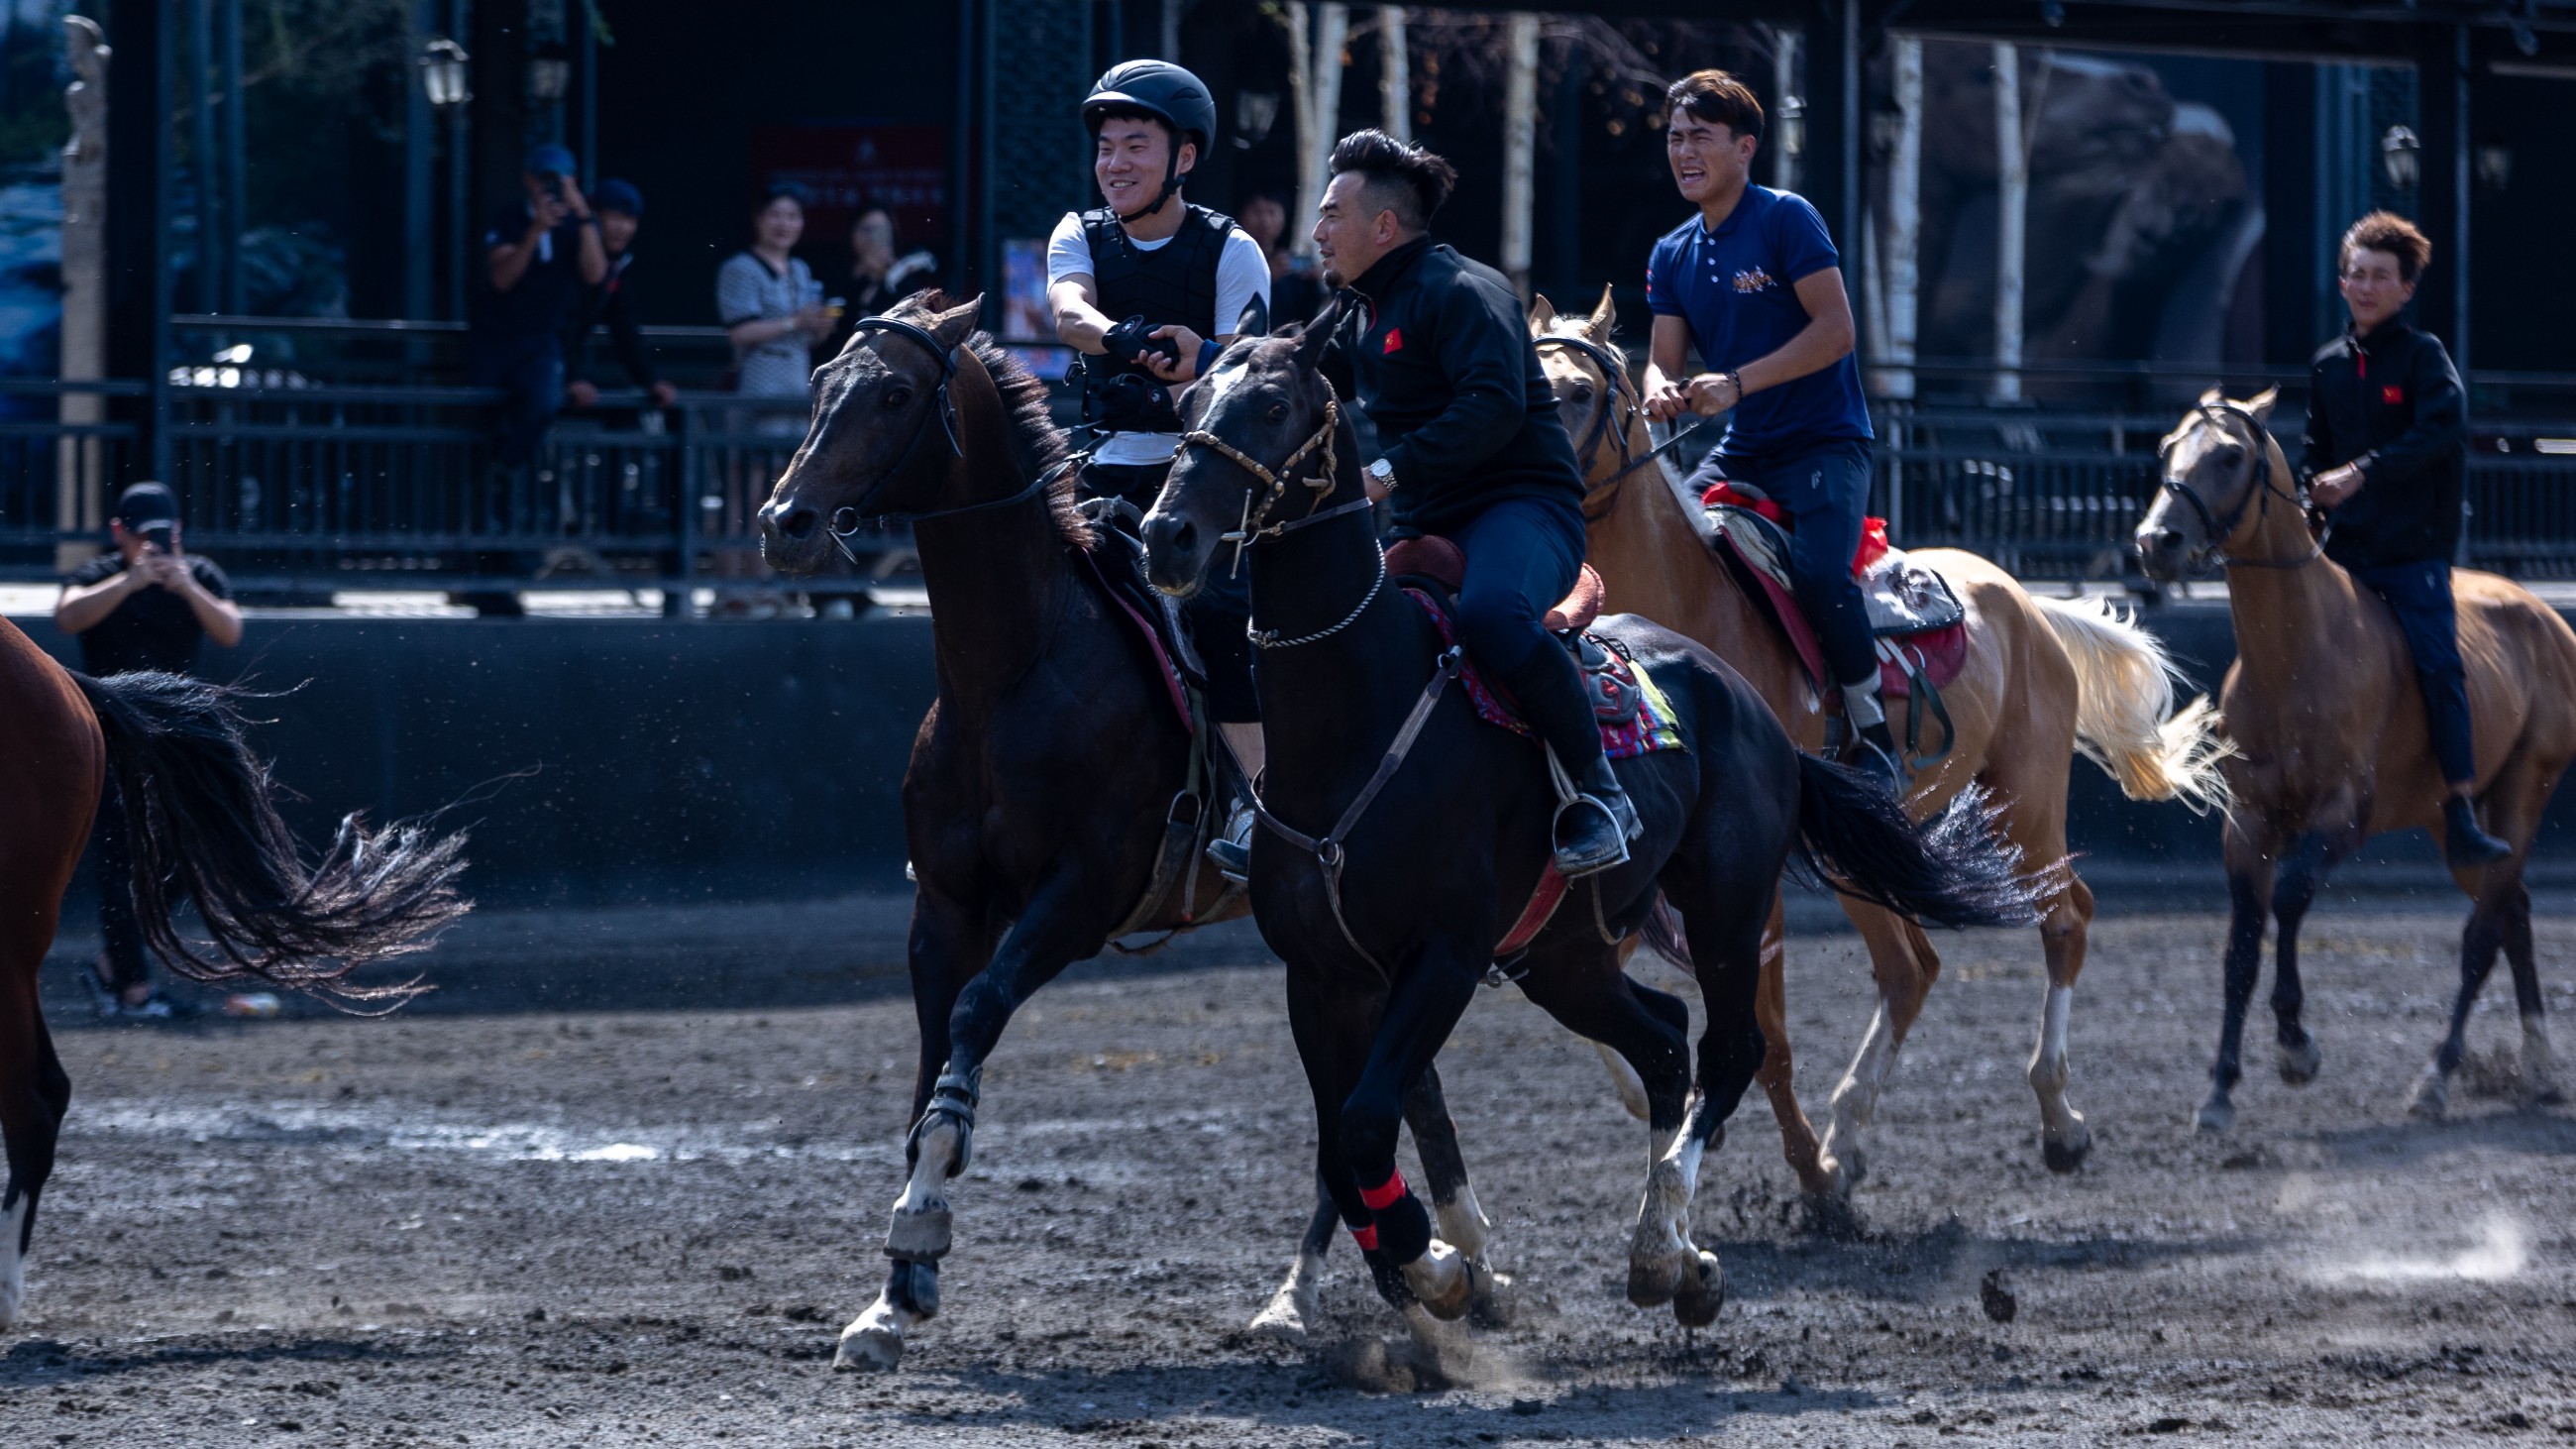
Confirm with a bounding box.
[2303,209,2507,866]
[1315,130,1638,876]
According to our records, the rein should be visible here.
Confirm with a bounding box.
[2158,401,2322,573]
[1534,334,1706,520]
[820,316,1062,560]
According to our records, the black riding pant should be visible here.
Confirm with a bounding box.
[1451,497,1606,780]
[1687,438,1878,690]
[1084,459,1259,724]
[2352,557,2478,785]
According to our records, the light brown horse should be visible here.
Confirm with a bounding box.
[1532,288,2227,1197]
[2135,390,2576,1128]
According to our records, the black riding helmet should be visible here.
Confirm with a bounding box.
[1082,59,1218,222]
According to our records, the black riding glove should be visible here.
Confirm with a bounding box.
[1101,315,1180,369]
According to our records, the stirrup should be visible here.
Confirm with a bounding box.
[1206,802,1254,882]
[1553,792,1637,878]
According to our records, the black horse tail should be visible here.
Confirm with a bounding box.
[71,670,471,1011]
[1791,754,2053,931]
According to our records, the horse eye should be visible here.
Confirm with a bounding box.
[2217,443,2245,464]
[1264,402,1289,424]
[1570,387,1594,404]
[884,386,913,409]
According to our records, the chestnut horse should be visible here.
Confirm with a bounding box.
[2135,390,2576,1128]
[1532,289,2227,1196]
[0,619,467,1328]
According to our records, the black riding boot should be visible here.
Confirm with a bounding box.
[1494,646,1640,877]
[2444,794,2511,868]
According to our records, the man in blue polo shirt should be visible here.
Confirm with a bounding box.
[1641,69,1887,782]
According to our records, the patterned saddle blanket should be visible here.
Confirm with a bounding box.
[1697,485,1969,702]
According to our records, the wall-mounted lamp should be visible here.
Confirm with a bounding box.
[2380,124,2419,191]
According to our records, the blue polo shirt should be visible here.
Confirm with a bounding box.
[1645,186,1872,458]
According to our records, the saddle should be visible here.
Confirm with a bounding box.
[1383,536,1651,732]
[1686,477,1968,767]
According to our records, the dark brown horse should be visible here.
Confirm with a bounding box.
[2137,391,2576,1128]
[0,620,468,1328]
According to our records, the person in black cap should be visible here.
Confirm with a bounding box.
[53,483,243,1019]
[563,177,677,414]
[1046,59,1272,876]
[473,144,609,476]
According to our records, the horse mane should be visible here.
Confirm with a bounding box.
[908,290,1092,549]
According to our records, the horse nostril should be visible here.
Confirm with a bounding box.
[778,507,818,542]
[2157,528,2185,551]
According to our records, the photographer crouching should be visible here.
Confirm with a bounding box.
[54,483,243,1019]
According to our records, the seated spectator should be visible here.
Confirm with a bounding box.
[53,483,242,1020]
[564,177,678,413]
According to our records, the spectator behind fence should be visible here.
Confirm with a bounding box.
[564,178,678,413]
[53,483,243,1021]
[1240,190,1325,328]
[471,143,607,473]
[816,204,938,365]
[718,183,827,419]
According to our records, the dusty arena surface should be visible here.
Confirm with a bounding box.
[9,908,2576,1445]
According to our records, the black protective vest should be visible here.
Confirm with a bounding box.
[1079,203,1233,433]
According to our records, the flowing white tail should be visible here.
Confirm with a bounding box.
[2030,594,2231,813]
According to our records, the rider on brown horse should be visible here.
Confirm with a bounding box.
[2303,211,2510,867]
[1045,59,1274,873]
[1309,130,1638,875]
[1640,70,1893,791]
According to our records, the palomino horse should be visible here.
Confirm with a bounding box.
[757,292,1504,1370]
[2135,390,2576,1128]
[1142,310,2041,1332]
[1531,289,2227,1196]
[0,621,467,1328]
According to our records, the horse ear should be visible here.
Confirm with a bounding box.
[1586,283,1618,343]
[1529,292,1557,329]
[2245,388,2279,424]
[1294,293,1346,372]
[2198,386,2224,408]
[924,294,983,350]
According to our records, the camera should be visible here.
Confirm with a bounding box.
[537,171,566,202]
[137,520,174,554]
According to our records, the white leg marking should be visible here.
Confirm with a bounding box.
[2523,1014,2566,1105]
[1401,1239,1471,1320]
[1594,1040,1652,1123]
[0,1193,27,1330]
[1820,996,1901,1183]
[1435,1181,1489,1263]
[2028,983,2092,1170]
[2404,1059,2450,1120]
[835,1119,960,1372]
[1248,1247,1326,1343]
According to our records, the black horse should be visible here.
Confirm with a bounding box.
[1141,308,2045,1327]
[759,292,1523,1369]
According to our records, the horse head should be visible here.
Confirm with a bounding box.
[2133,387,2281,580]
[1142,293,1349,599]
[758,290,984,576]
[1530,284,1639,502]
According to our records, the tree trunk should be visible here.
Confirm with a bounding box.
[1377,7,1409,141]
[1498,13,1539,300]
[1290,3,1348,261]
[1992,42,2026,402]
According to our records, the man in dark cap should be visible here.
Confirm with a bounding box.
[563,178,677,414]
[54,482,243,1019]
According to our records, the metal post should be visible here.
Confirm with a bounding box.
[665,401,696,617]
[978,0,996,330]
[406,0,436,321]
[150,0,175,482]
[447,0,470,322]
[187,0,217,312]
[1553,35,1581,300]
[220,0,243,311]
[1159,0,1179,61]
[1992,43,2025,403]
[950,0,973,297]
[577,0,595,186]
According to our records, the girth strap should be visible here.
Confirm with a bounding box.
[1253,644,1465,974]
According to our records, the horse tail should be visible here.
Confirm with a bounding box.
[1792,756,2051,930]
[2030,593,2231,813]
[70,670,469,1011]
[1639,896,1693,971]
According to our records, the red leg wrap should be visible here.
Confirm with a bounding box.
[1359,1170,1410,1212]
[1350,1224,1380,1252]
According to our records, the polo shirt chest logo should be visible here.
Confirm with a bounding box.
[1730,268,1778,294]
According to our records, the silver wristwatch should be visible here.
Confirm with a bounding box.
[1366,457,1396,490]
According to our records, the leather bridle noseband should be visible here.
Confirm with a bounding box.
[1534,333,1706,520]
[819,316,1062,560]
[2155,400,2320,573]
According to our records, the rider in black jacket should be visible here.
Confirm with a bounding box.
[1317,131,1637,876]
[2303,209,2506,866]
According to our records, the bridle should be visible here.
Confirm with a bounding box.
[1177,386,1380,649]
[1533,333,1706,520]
[2154,400,2321,573]
[818,316,1059,562]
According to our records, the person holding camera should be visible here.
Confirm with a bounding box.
[54,483,243,1020]
[473,143,609,478]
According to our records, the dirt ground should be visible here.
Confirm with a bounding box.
[8,908,2576,1446]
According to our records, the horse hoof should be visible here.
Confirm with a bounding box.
[2404,1068,2449,1121]
[2041,1124,2092,1174]
[1670,1251,1725,1329]
[1248,1287,1315,1345]
[1403,1242,1473,1323]
[1464,1259,1517,1330]
[834,1323,905,1373]
[2277,1037,2321,1086]
[2193,1092,2234,1135]
[1798,1192,1867,1242]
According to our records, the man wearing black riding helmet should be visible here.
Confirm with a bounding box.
[1047,59,1272,878]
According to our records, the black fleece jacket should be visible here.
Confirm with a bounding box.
[1336,237,1583,536]
[2303,316,2465,569]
